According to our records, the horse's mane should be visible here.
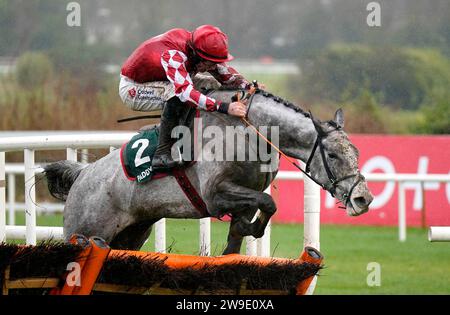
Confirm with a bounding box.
[205,87,311,118]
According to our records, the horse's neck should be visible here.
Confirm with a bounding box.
[247,95,316,163]
[193,90,317,163]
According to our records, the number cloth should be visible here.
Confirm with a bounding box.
[120,128,160,183]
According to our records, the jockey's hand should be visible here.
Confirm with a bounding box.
[228,101,247,117]
[256,82,266,90]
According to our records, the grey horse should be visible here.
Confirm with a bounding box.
[43,89,373,254]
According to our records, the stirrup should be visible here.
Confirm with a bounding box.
[151,155,179,172]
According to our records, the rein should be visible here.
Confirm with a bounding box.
[239,87,362,207]
[117,114,161,123]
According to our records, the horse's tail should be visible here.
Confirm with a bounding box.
[43,160,87,201]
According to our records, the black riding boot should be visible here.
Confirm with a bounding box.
[151,98,184,172]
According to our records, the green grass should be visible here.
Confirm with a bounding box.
[7,213,450,294]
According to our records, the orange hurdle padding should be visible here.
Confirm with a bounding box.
[296,246,324,295]
[109,246,322,295]
[108,249,320,268]
[108,250,295,269]
[71,236,111,295]
[50,234,92,295]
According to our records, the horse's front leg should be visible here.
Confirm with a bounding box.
[212,182,277,254]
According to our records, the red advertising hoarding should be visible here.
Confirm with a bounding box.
[272,135,450,227]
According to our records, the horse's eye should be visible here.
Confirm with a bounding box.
[328,153,338,160]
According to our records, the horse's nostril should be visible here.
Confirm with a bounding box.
[353,196,368,208]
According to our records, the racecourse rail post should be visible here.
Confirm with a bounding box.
[0,151,6,242]
[24,149,37,245]
[398,181,407,242]
[155,218,166,253]
[66,148,77,162]
[258,219,271,257]
[245,186,272,257]
[8,173,15,225]
[199,217,211,256]
[81,149,89,164]
[245,233,258,256]
[258,185,272,257]
[301,160,321,295]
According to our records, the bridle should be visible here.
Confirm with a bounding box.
[303,120,364,207]
[239,84,364,208]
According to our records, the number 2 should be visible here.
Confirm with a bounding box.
[132,139,151,167]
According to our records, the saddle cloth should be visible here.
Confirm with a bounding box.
[120,126,162,183]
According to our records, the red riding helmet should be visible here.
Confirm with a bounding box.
[191,25,234,63]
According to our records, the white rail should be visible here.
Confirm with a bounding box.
[0,133,136,245]
[2,147,450,245]
[278,171,450,242]
[5,225,63,240]
[0,152,5,242]
[0,133,136,152]
[3,162,450,245]
[428,227,450,242]
[302,161,321,294]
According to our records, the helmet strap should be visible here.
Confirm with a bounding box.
[187,36,202,64]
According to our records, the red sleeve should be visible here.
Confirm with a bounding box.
[161,50,221,111]
[209,63,250,89]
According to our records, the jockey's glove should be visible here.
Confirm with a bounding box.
[217,101,230,114]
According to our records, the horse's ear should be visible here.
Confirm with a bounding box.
[309,111,327,136]
[334,108,345,128]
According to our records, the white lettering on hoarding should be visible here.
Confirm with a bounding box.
[325,155,449,210]
[446,172,450,204]
[326,155,395,209]
[361,156,396,210]
[403,156,440,210]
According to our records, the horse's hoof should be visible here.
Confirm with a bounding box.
[229,219,252,237]
[250,222,266,238]
[252,229,265,239]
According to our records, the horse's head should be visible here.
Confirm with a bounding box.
[307,109,373,216]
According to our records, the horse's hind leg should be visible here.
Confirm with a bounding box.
[109,220,156,250]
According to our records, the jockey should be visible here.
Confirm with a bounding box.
[119,25,250,172]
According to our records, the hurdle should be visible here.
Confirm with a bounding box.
[428,227,450,242]
[0,235,323,295]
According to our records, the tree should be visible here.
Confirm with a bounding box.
[298,44,450,110]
